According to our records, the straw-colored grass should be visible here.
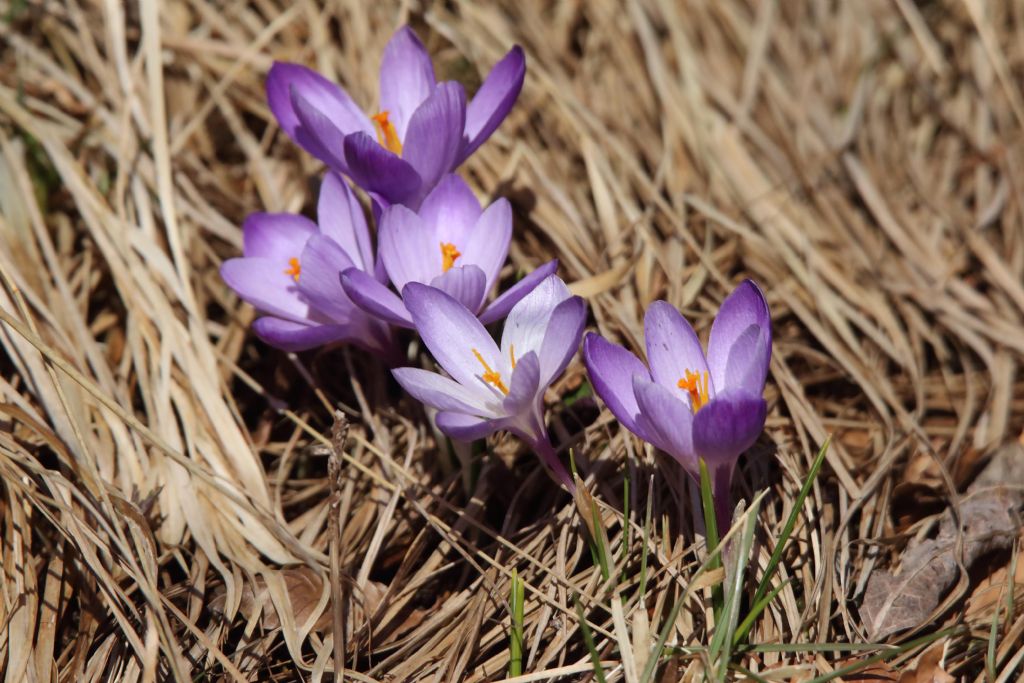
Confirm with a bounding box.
[1,1,1022,680]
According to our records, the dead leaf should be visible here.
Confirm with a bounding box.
[896,642,954,683]
[860,443,1024,640]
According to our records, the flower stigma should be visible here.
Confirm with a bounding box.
[472,348,509,395]
[440,242,462,272]
[284,257,301,282]
[371,111,403,155]
[677,369,709,413]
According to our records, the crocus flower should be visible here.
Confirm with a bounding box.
[340,174,557,328]
[392,275,586,489]
[266,26,525,208]
[583,280,771,529]
[221,173,395,358]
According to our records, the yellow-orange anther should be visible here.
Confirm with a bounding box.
[284,257,301,282]
[509,344,517,369]
[472,348,509,395]
[440,242,462,272]
[677,369,709,413]
[371,111,403,155]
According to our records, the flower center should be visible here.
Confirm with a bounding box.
[472,346,518,396]
[284,257,301,282]
[677,369,709,413]
[371,111,403,155]
[440,242,462,272]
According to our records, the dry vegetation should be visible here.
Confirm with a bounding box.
[1,0,1023,680]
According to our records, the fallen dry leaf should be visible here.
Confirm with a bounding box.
[896,642,954,683]
[860,443,1024,640]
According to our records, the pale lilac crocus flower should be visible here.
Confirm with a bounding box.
[340,174,557,328]
[220,173,395,358]
[392,275,586,489]
[267,26,525,208]
[583,280,771,529]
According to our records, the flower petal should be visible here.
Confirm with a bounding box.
[503,350,541,415]
[706,280,771,393]
[644,301,711,401]
[461,46,526,162]
[340,267,414,328]
[582,332,649,434]
[500,274,572,361]
[251,317,351,352]
[242,213,316,258]
[379,204,438,290]
[478,259,559,325]
[221,257,308,322]
[435,411,506,441]
[429,265,487,314]
[403,282,500,389]
[723,324,770,396]
[317,173,374,273]
[392,367,498,416]
[459,197,512,292]
[297,235,357,321]
[290,88,353,171]
[401,82,467,201]
[378,26,436,139]
[691,390,767,468]
[266,62,372,141]
[418,174,482,247]
[632,376,696,470]
[536,295,586,387]
[343,132,422,205]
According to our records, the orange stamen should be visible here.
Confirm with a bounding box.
[440,242,462,272]
[371,111,403,155]
[472,348,509,395]
[677,370,709,413]
[510,344,516,369]
[284,257,301,282]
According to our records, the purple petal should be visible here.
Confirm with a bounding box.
[403,282,500,389]
[429,265,487,313]
[418,174,482,247]
[706,280,771,394]
[435,411,505,441]
[378,26,436,139]
[242,213,316,258]
[536,295,586,386]
[343,132,421,205]
[221,257,308,322]
[582,333,649,435]
[290,88,352,171]
[459,198,512,292]
[297,235,357,321]
[478,259,559,325]
[644,301,712,402]
[503,350,541,415]
[723,325,770,396]
[500,274,572,361]
[317,173,374,273]
[379,204,437,290]
[252,317,350,352]
[691,391,767,468]
[632,376,696,470]
[340,267,414,328]
[266,62,372,141]
[402,82,467,200]
[461,46,526,162]
[392,367,497,416]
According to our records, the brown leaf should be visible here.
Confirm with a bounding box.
[860,444,1024,640]
[896,642,954,683]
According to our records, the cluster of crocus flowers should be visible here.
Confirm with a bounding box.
[224,24,774,509]
[584,280,771,527]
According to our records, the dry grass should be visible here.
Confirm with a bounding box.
[1,0,1023,680]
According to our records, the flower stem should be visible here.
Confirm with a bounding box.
[530,432,575,491]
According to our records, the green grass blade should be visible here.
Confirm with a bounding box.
[710,498,761,677]
[574,593,608,683]
[592,503,611,582]
[805,627,957,683]
[734,437,831,646]
[509,569,525,678]
[639,587,686,683]
[698,458,723,615]
[732,578,792,645]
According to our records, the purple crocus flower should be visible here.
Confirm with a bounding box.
[339,174,557,328]
[583,280,771,529]
[266,26,525,208]
[221,172,395,358]
[392,275,586,490]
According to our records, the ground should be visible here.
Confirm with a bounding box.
[0,1,1022,681]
